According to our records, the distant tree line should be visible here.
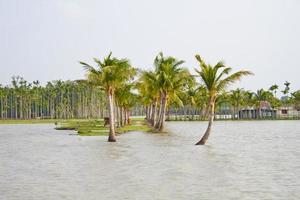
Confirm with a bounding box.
[1,52,300,144]
[0,75,299,122]
[0,76,143,120]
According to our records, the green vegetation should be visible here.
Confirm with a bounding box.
[80,52,137,141]
[138,52,192,132]
[1,51,300,145]
[55,118,151,136]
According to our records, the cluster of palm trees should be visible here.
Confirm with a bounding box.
[2,52,300,145]
[138,53,192,131]
[95,52,253,144]
[0,76,145,120]
[0,76,110,119]
[80,52,137,142]
[215,83,299,119]
[86,52,297,144]
[138,53,252,144]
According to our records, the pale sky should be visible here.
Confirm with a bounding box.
[0,0,299,93]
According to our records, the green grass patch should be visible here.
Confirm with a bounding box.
[117,124,151,133]
[55,118,151,136]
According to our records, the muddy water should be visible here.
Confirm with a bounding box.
[0,121,299,199]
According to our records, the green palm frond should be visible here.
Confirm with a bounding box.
[217,70,253,91]
[195,54,254,99]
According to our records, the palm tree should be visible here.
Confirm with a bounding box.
[154,52,191,131]
[291,90,300,111]
[253,89,275,118]
[269,84,279,97]
[115,83,137,126]
[229,88,245,119]
[80,52,136,142]
[194,55,253,145]
[182,78,197,120]
[137,70,160,126]
[282,81,291,95]
[281,81,291,106]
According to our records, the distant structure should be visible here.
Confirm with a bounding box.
[277,106,300,119]
[239,101,277,119]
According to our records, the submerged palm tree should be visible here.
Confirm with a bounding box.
[138,70,160,126]
[194,55,253,145]
[80,52,136,142]
[154,52,190,131]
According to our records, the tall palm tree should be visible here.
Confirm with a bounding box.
[80,52,136,142]
[137,70,160,126]
[194,55,253,145]
[154,52,190,131]
[269,84,279,97]
[282,81,291,103]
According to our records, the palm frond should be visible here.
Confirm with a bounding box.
[217,70,253,91]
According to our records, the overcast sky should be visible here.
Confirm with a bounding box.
[0,0,299,93]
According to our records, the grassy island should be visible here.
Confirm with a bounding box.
[55,118,151,136]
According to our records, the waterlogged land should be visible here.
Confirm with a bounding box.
[0,120,299,199]
[0,118,151,136]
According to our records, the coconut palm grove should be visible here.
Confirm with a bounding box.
[1,52,300,144]
[2,1,300,199]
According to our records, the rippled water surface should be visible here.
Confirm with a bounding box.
[1,121,300,200]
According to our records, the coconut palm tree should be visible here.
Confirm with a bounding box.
[229,88,245,119]
[182,78,198,120]
[194,55,253,145]
[80,52,136,142]
[115,83,137,126]
[154,52,191,131]
[137,70,160,126]
[253,89,273,117]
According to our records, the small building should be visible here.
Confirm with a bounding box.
[238,101,277,119]
[277,106,300,119]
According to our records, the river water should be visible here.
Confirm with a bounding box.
[0,121,299,200]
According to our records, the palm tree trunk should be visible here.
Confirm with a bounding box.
[126,109,130,125]
[124,108,128,125]
[145,106,149,120]
[196,97,215,145]
[155,97,163,129]
[148,105,153,123]
[115,102,120,128]
[120,107,123,127]
[157,92,168,131]
[191,107,195,120]
[151,100,157,126]
[108,89,116,142]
